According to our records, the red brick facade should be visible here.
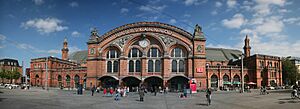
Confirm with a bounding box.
[29,22,282,91]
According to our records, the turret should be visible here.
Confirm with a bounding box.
[243,35,251,57]
[61,37,69,60]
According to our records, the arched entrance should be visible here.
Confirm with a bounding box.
[35,75,39,86]
[144,76,163,92]
[83,74,87,89]
[57,75,62,87]
[99,76,119,89]
[168,76,189,92]
[211,75,218,89]
[74,75,80,88]
[223,74,230,90]
[122,76,141,92]
[233,75,241,87]
[66,75,71,88]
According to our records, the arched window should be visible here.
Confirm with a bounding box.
[155,60,160,72]
[136,60,141,72]
[106,49,119,73]
[172,60,177,72]
[171,47,186,73]
[107,61,112,72]
[128,48,142,72]
[148,48,161,72]
[148,60,154,72]
[58,75,62,82]
[129,60,134,72]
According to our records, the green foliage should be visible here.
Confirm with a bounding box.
[0,68,21,83]
[282,58,300,85]
[12,69,21,80]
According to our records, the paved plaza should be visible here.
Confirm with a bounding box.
[0,87,299,109]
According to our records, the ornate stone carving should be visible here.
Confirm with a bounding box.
[112,35,132,48]
[159,35,176,46]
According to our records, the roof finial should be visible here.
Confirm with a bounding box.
[64,36,67,43]
[193,24,205,40]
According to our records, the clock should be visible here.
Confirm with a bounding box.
[139,39,149,48]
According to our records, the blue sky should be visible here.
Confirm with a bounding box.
[1,0,300,68]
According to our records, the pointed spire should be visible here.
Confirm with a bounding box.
[243,34,251,57]
[193,24,205,40]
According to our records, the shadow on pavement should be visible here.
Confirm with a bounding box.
[196,103,208,106]
[277,98,300,104]
[0,98,7,102]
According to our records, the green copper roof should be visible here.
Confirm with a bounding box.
[69,50,88,64]
[69,48,242,63]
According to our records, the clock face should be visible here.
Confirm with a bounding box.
[139,39,149,48]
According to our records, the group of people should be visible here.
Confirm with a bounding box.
[90,86,130,101]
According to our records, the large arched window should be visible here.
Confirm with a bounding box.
[106,49,119,73]
[128,48,142,73]
[171,47,186,73]
[148,48,161,72]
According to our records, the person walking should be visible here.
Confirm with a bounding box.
[103,88,107,96]
[206,89,212,106]
[154,86,157,96]
[91,85,96,96]
[139,87,145,102]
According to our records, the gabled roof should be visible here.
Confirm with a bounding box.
[69,50,88,64]
[206,48,242,61]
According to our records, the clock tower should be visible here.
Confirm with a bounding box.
[62,37,69,60]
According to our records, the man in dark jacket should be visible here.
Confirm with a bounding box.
[91,85,96,96]
[139,87,145,102]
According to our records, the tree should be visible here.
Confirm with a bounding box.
[0,69,5,83]
[282,58,300,85]
[12,68,21,82]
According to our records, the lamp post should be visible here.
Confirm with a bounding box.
[45,57,48,90]
[241,54,244,93]
[206,63,209,90]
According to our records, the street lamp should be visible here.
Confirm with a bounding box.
[45,57,48,90]
[240,54,244,93]
[206,63,209,90]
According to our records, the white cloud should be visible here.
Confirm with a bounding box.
[211,10,218,15]
[71,31,80,37]
[69,2,79,7]
[169,19,177,24]
[21,18,68,34]
[69,46,82,53]
[215,1,222,7]
[183,14,191,18]
[222,13,246,29]
[255,17,284,35]
[33,0,44,5]
[47,49,60,54]
[278,9,290,13]
[139,5,167,13]
[283,17,300,24]
[0,34,6,49]
[184,0,207,6]
[18,43,34,49]
[240,28,254,34]
[227,0,237,8]
[0,34,6,41]
[120,8,129,14]
[253,0,286,16]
